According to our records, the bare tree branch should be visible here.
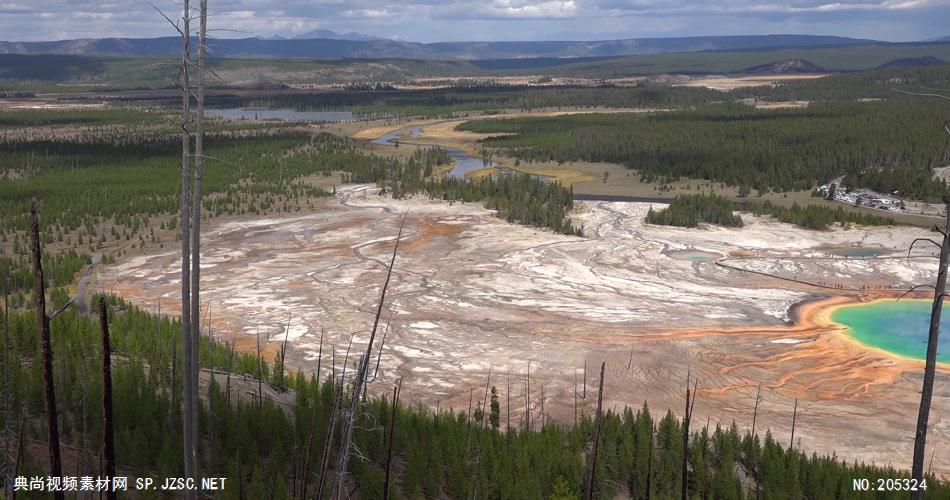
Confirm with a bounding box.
[48,297,75,320]
[897,284,937,301]
[146,1,184,36]
[909,238,942,259]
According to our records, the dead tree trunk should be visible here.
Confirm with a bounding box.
[98,299,117,500]
[316,337,353,500]
[29,203,63,500]
[574,370,578,427]
[524,362,531,431]
[751,382,761,437]
[316,380,344,500]
[300,377,324,500]
[316,328,324,383]
[585,361,605,500]
[383,378,402,500]
[466,388,474,426]
[912,203,950,495]
[789,398,798,450]
[480,365,492,429]
[178,0,196,493]
[278,312,292,386]
[682,375,698,500]
[256,329,263,409]
[333,216,406,499]
[702,416,710,500]
[539,383,545,428]
[3,278,11,499]
[170,343,178,434]
[187,1,207,488]
[506,368,511,432]
[646,423,654,500]
[226,340,234,406]
[575,358,588,426]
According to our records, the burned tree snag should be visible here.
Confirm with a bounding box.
[751,382,761,437]
[682,374,698,500]
[790,397,798,450]
[911,203,950,496]
[333,215,406,499]
[30,203,63,500]
[585,361,605,500]
[178,0,196,491]
[98,299,116,500]
[383,378,402,500]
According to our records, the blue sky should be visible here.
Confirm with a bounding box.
[1,0,948,42]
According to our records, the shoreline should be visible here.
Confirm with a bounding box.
[630,293,950,372]
[781,294,950,370]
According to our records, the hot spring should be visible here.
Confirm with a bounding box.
[831,299,950,363]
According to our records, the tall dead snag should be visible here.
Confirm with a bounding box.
[170,344,178,434]
[524,362,531,431]
[2,279,9,500]
[316,328,324,382]
[333,215,407,499]
[751,382,761,437]
[177,0,197,492]
[98,299,116,500]
[187,0,208,489]
[300,369,325,500]
[317,337,353,500]
[702,416,710,499]
[315,382,342,500]
[2,276,16,498]
[30,203,63,499]
[912,203,950,495]
[256,328,263,409]
[299,403,314,499]
[574,357,588,426]
[225,340,234,406]
[278,312,292,386]
[383,378,402,500]
[539,383,546,427]
[646,423,654,500]
[466,389,474,427]
[506,368,511,432]
[681,374,698,500]
[585,361,605,500]
[480,364,493,429]
[789,397,798,450]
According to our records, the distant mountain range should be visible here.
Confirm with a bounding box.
[0,34,893,60]
[292,29,383,41]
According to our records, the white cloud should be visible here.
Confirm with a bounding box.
[487,0,578,17]
[0,0,946,42]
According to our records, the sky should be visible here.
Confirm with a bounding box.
[1,0,948,43]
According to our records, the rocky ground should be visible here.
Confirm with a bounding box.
[102,185,950,477]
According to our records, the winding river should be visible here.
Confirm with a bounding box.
[371,125,498,179]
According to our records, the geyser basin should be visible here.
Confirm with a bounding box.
[832,299,950,363]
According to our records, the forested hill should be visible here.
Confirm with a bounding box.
[2,295,947,499]
[0,34,876,59]
[459,86,950,201]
